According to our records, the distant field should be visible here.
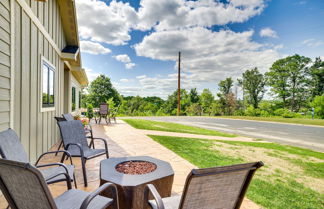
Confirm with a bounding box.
[149,135,324,209]
[214,116,324,126]
[122,118,236,137]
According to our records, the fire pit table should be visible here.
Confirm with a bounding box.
[100,156,174,209]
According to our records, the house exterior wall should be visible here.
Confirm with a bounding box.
[0,0,84,162]
[0,0,11,132]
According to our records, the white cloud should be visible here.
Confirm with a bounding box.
[260,27,278,38]
[120,78,130,83]
[134,27,280,84]
[76,0,138,45]
[114,54,131,63]
[302,39,324,47]
[76,0,266,45]
[114,54,136,69]
[136,0,266,31]
[80,40,111,55]
[85,68,101,82]
[125,63,136,69]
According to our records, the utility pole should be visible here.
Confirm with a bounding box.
[177,51,181,116]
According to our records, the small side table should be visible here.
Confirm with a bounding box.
[100,156,174,209]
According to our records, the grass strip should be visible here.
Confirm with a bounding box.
[123,118,236,137]
[215,116,324,126]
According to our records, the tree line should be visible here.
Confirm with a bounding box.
[82,54,324,119]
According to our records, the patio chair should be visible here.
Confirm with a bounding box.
[145,161,264,209]
[57,120,109,187]
[0,158,119,209]
[0,128,76,189]
[54,116,67,156]
[98,103,109,124]
[62,113,96,149]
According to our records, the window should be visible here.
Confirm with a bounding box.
[42,60,55,108]
[72,87,76,111]
[79,91,82,109]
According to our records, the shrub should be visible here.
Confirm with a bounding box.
[186,103,202,116]
[311,94,324,119]
[245,106,261,116]
[260,110,271,117]
[274,108,285,116]
[282,111,296,118]
[86,104,94,120]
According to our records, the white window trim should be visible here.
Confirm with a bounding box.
[40,56,56,112]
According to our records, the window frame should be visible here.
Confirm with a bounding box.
[40,57,56,112]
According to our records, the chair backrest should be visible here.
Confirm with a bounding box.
[57,120,88,148]
[179,162,264,209]
[0,129,29,163]
[62,113,74,121]
[0,158,57,209]
[99,103,108,115]
[54,116,67,122]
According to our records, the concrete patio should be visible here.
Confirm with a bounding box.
[0,120,260,209]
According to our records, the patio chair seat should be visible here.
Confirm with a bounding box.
[149,195,181,209]
[40,164,75,184]
[67,146,106,159]
[55,189,113,209]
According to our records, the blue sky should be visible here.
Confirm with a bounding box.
[76,0,324,99]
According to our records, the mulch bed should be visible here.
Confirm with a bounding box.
[116,161,157,175]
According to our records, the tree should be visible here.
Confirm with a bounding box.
[163,89,190,115]
[87,74,120,107]
[189,88,200,104]
[311,93,324,119]
[218,77,233,95]
[238,68,266,108]
[217,77,235,115]
[309,57,324,97]
[200,89,214,114]
[266,54,311,111]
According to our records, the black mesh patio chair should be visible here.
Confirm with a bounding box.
[62,113,96,149]
[98,103,109,124]
[145,162,264,209]
[54,117,67,156]
[0,128,76,189]
[57,120,109,187]
[0,158,119,209]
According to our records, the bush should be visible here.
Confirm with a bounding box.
[260,110,271,117]
[86,104,94,120]
[234,109,245,116]
[274,108,285,116]
[311,94,324,119]
[186,103,202,116]
[245,106,261,116]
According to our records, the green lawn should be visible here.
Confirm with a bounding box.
[149,135,324,209]
[215,116,324,126]
[122,118,236,137]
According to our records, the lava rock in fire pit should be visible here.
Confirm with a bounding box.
[116,161,157,175]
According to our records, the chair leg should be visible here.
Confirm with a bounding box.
[55,140,63,156]
[60,153,66,163]
[73,173,77,189]
[81,157,88,187]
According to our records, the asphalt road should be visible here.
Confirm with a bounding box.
[133,116,324,152]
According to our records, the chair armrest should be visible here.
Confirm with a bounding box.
[144,184,165,209]
[80,183,119,209]
[90,138,109,156]
[35,150,73,166]
[36,163,72,189]
[66,143,84,157]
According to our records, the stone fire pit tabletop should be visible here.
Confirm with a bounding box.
[100,156,174,186]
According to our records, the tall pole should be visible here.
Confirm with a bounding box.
[177,51,181,116]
